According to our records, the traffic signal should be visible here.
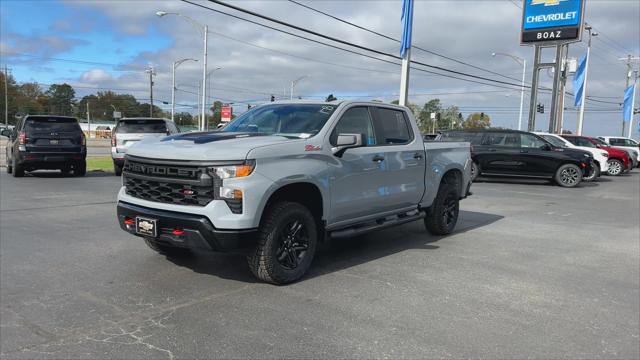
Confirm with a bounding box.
[537,103,545,114]
[480,112,485,119]
[458,113,463,120]
[270,95,275,102]
[247,104,251,110]
[436,113,441,121]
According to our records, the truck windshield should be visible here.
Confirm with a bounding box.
[222,104,337,138]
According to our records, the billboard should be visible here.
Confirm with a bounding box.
[221,105,232,123]
[521,0,585,44]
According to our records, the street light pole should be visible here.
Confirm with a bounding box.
[206,67,222,113]
[172,58,198,122]
[576,26,597,136]
[290,76,307,100]
[492,52,526,130]
[156,11,208,130]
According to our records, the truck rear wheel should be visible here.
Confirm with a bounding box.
[74,160,86,177]
[424,183,460,235]
[12,158,24,177]
[248,201,318,285]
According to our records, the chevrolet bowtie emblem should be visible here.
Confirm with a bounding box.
[138,220,154,231]
[531,0,568,6]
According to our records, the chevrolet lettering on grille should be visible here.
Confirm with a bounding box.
[127,162,198,178]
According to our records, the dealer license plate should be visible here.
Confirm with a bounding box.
[136,217,157,237]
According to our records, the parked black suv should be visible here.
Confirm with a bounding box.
[2,115,87,177]
[438,130,594,187]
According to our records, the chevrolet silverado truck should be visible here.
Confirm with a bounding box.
[116,101,472,284]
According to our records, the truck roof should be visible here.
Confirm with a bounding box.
[267,99,407,111]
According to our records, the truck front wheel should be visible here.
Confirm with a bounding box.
[424,183,460,235]
[248,201,318,284]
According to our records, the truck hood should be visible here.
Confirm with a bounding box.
[126,132,293,161]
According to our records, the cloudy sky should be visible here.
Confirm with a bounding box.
[1,0,639,137]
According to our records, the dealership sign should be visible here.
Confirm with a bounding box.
[521,0,585,44]
[221,105,232,123]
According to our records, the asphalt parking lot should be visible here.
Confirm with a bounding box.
[0,170,638,359]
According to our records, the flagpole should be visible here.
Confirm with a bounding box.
[628,81,637,138]
[398,0,413,107]
[399,48,411,106]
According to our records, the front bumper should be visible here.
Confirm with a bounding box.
[117,201,257,252]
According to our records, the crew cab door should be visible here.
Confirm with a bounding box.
[478,132,524,174]
[327,106,423,224]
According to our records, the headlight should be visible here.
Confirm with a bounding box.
[213,161,255,179]
[601,152,609,158]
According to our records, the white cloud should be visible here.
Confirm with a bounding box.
[80,69,113,83]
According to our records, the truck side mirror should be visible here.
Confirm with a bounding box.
[332,133,363,157]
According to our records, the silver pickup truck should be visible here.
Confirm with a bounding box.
[116,101,472,284]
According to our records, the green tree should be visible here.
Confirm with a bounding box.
[418,99,442,134]
[438,105,461,130]
[45,84,76,116]
[462,112,491,129]
[16,82,46,116]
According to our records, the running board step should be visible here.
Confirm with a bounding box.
[329,210,426,239]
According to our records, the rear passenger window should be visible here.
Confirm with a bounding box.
[372,108,412,145]
[439,131,483,144]
[482,133,520,147]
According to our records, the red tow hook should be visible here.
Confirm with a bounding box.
[172,228,185,236]
[124,217,135,226]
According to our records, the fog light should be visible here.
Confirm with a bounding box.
[220,187,243,199]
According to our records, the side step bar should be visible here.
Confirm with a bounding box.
[329,210,426,239]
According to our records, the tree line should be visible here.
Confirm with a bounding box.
[1,71,493,131]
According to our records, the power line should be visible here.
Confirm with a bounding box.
[0,51,144,71]
[286,0,525,84]
[192,0,528,89]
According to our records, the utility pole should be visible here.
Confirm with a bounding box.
[3,64,8,126]
[86,101,91,138]
[146,66,156,117]
[290,76,307,100]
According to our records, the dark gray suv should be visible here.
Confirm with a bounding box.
[2,115,87,177]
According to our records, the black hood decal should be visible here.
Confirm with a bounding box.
[162,131,270,144]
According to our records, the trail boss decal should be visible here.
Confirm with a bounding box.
[305,144,322,152]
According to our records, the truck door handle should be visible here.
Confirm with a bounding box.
[372,155,385,162]
[413,153,423,160]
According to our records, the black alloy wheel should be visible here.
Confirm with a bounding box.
[276,219,310,270]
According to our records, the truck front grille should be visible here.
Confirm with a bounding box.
[123,157,217,207]
[124,177,215,206]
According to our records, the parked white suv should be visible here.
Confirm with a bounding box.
[111,118,181,176]
[598,136,639,166]
[535,132,609,179]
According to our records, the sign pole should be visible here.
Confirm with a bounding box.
[527,45,542,131]
[548,45,563,133]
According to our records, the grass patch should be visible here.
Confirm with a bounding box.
[86,156,113,172]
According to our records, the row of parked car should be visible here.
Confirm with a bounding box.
[1,115,180,177]
[437,129,639,188]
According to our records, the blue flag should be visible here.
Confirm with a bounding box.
[623,85,635,122]
[400,0,413,58]
[573,53,587,107]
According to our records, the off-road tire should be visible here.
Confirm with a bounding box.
[114,162,122,176]
[606,159,623,176]
[12,158,24,177]
[424,182,460,235]
[74,160,86,177]
[555,163,582,188]
[61,167,72,176]
[144,238,191,257]
[248,201,318,285]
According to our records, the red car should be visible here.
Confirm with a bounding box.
[561,135,630,176]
